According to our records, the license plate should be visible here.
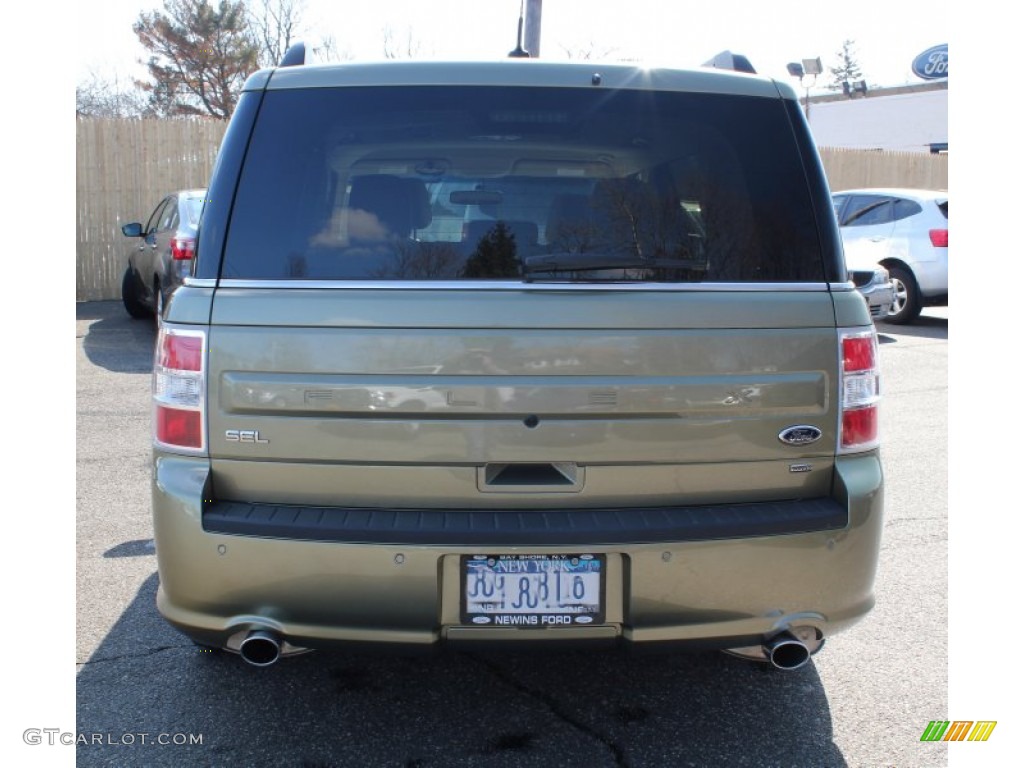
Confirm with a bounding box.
[461,554,604,626]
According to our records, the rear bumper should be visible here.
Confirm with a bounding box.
[855,281,895,319]
[202,497,847,546]
[152,453,883,651]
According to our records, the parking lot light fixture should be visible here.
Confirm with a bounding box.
[788,57,821,120]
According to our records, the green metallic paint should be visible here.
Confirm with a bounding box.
[151,450,881,648]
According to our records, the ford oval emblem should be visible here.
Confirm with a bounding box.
[912,44,947,80]
[778,425,823,446]
[472,616,491,624]
[575,616,594,624]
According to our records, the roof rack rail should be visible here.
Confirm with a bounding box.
[702,51,757,75]
[279,42,306,67]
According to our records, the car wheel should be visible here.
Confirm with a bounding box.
[121,267,150,319]
[885,266,922,325]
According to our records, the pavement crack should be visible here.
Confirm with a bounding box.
[77,644,191,666]
[468,653,630,768]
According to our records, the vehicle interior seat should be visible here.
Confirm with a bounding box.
[348,175,432,240]
[545,194,597,252]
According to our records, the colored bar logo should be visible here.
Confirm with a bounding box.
[921,721,997,742]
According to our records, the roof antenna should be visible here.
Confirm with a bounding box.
[508,1,530,58]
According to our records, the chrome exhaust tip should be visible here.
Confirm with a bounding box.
[238,629,282,667]
[723,622,823,667]
[765,630,811,670]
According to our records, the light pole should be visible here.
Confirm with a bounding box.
[786,57,822,121]
[524,0,543,58]
[509,0,543,59]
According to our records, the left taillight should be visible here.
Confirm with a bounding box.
[170,236,196,260]
[153,327,206,453]
[928,229,948,248]
[839,327,880,453]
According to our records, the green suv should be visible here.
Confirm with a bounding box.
[152,53,883,668]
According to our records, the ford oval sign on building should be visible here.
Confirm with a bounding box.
[912,44,948,80]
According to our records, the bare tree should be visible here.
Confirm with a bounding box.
[132,0,349,120]
[559,41,619,61]
[76,70,150,118]
[309,33,352,64]
[372,242,463,279]
[382,25,426,59]
[247,0,350,66]
[246,0,303,68]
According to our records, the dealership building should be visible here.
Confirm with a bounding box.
[805,81,947,153]
[795,44,947,154]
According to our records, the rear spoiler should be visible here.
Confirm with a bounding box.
[280,42,306,67]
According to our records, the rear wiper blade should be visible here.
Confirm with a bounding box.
[523,252,707,274]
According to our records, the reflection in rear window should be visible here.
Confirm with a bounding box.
[222,86,824,282]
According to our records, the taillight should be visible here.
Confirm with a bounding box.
[839,328,880,453]
[171,236,196,260]
[928,229,948,248]
[153,327,206,452]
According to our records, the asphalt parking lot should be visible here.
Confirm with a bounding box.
[74,301,948,767]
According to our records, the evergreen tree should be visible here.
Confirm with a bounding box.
[134,0,258,118]
[462,222,521,278]
[828,39,864,91]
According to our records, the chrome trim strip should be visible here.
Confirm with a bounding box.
[829,282,855,292]
[183,277,217,288]
[213,279,831,292]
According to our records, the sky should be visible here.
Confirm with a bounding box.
[78,0,948,93]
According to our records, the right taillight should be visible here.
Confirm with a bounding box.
[170,236,196,260]
[153,327,206,453]
[929,228,948,248]
[839,328,880,453]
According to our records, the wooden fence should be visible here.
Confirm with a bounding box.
[76,118,226,301]
[819,147,948,192]
[76,119,949,301]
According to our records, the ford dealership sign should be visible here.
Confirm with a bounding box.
[912,44,948,80]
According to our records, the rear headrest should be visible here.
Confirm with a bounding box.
[546,194,593,230]
[545,193,598,251]
[591,178,655,211]
[348,175,431,238]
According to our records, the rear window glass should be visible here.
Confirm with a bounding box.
[843,196,893,227]
[222,86,824,282]
[184,197,204,226]
[937,200,948,219]
[893,198,922,221]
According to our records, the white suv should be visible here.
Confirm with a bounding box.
[832,188,948,324]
